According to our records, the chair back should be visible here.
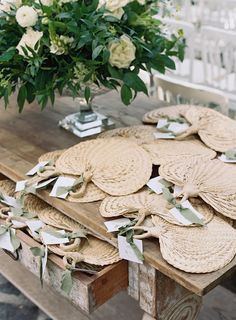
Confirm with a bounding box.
[200,26,236,94]
[154,73,228,114]
[199,0,236,30]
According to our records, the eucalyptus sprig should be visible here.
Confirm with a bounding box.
[0,223,21,252]
[30,245,48,286]
[61,267,73,295]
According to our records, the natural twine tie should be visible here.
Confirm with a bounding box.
[59,238,82,252]
[69,170,93,199]
[132,223,167,240]
[175,123,199,140]
[26,166,60,187]
[135,208,151,226]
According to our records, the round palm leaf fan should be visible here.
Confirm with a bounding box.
[38,149,66,163]
[38,150,107,202]
[142,105,197,124]
[142,139,216,166]
[37,207,86,233]
[133,215,236,273]
[160,158,236,219]
[97,125,157,144]
[100,189,214,226]
[35,138,153,197]
[0,180,20,223]
[177,106,236,152]
[0,180,16,197]
[49,236,121,266]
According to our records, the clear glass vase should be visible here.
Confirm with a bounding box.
[59,93,115,138]
[75,97,98,123]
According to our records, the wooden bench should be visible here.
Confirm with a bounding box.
[0,91,235,320]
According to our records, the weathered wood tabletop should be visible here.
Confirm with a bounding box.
[0,90,235,300]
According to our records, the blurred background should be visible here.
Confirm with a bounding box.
[142,0,236,118]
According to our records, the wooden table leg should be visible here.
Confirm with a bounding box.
[128,262,202,320]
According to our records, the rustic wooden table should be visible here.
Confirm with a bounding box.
[0,91,236,320]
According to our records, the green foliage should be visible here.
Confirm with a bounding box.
[61,269,73,295]
[0,0,185,111]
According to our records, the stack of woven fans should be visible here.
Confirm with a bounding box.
[2,104,236,276]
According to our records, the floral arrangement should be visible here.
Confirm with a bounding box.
[0,0,184,111]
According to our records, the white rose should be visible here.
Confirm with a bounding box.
[16,5,38,28]
[108,35,136,69]
[35,0,53,6]
[0,1,11,13]
[17,27,43,57]
[98,0,129,19]
[104,0,129,11]
[40,0,53,5]
[8,0,22,6]
[110,7,124,19]
[0,0,22,13]
[59,0,77,5]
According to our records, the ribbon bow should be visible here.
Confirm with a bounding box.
[162,187,204,226]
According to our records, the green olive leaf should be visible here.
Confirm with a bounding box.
[61,269,73,295]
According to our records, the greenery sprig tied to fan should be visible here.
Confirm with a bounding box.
[0,0,184,111]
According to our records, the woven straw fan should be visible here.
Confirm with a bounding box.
[0,180,16,197]
[25,195,91,241]
[33,138,152,197]
[133,215,236,273]
[38,149,66,163]
[142,105,198,124]
[99,189,157,225]
[0,180,44,227]
[37,207,86,233]
[9,193,49,228]
[176,106,236,152]
[66,176,107,203]
[142,139,216,166]
[0,180,18,221]
[36,149,107,202]
[160,158,236,219]
[98,125,157,144]
[49,236,121,267]
[99,189,214,226]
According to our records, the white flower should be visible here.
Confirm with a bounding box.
[99,0,129,11]
[108,35,136,69]
[42,16,49,24]
[49,35,74,55]
[98,0,129,19]
[109,8,124,19]
[58,0,77,5]
[17,27,43,57]
[137,0,145,4]
[40,0,53,6]
[16,5,38,28]
[35,0,53,7]
[0,0,22,13]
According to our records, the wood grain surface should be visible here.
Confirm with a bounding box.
[0,91,236,297]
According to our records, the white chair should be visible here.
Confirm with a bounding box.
[199,26,236,101]
[140,17,197,91]
[199,0,236,30]
[154,73,229,114]
[153,17,203,83]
